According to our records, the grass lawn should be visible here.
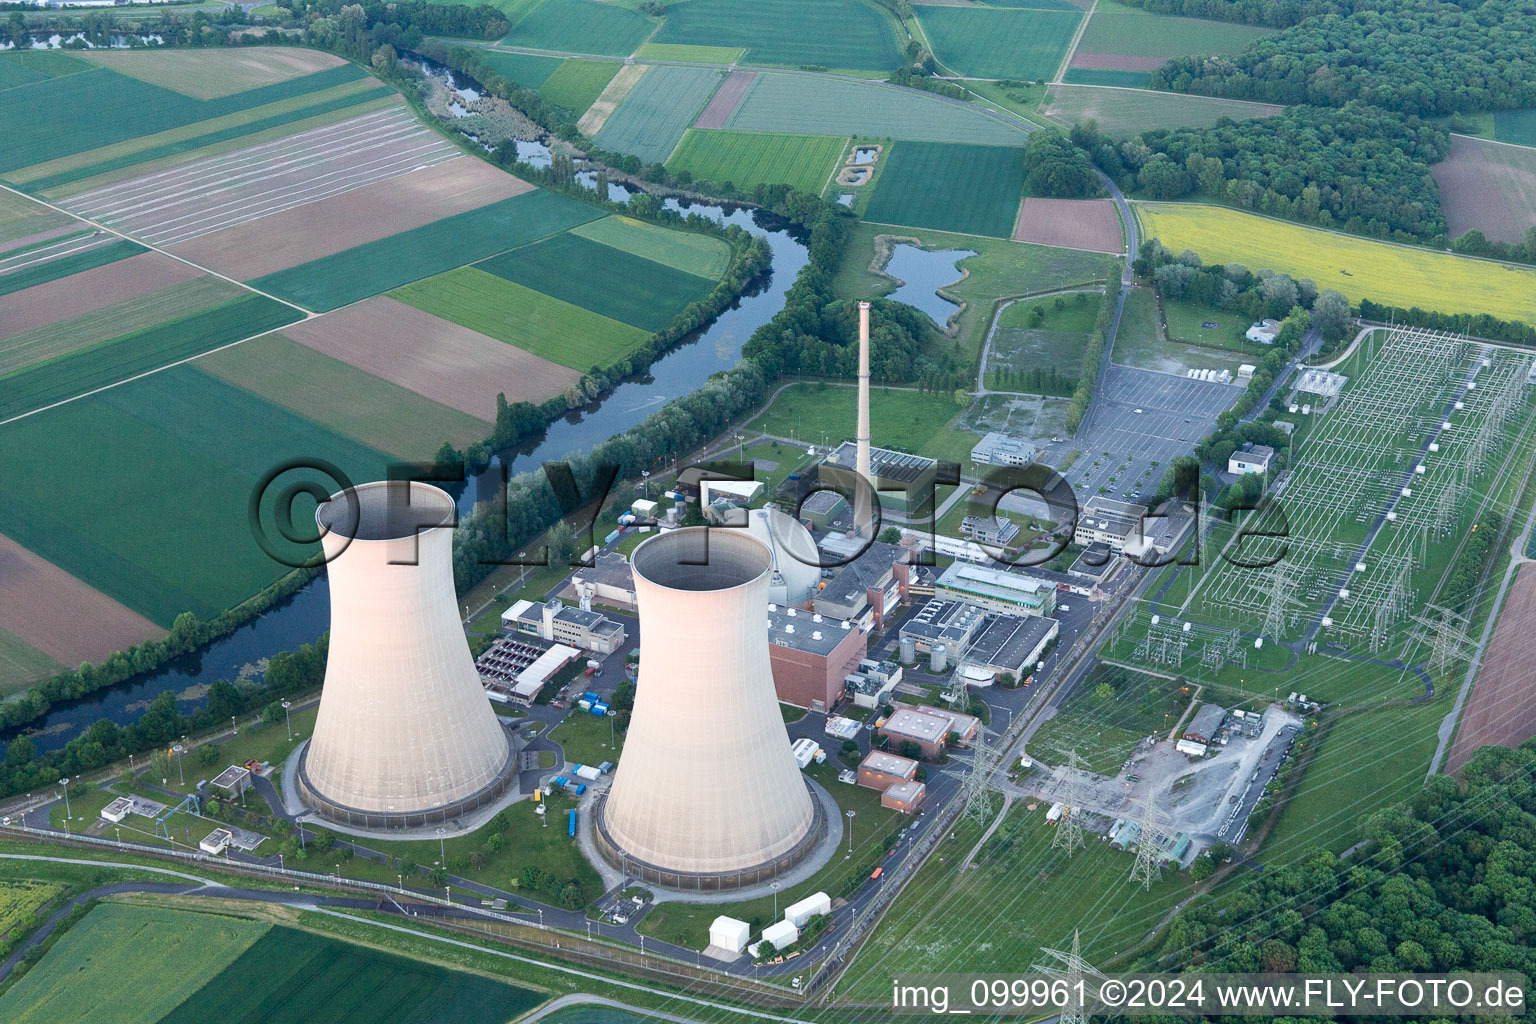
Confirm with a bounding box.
[141,707,320,808]
[1041,84,1280,139]
[0,903,269,1024]
[536,58,622,112]
[746,381,973,460]
[835,221,1116,360]
[196,334,491,461]
[391,267,649,371]
[1110,288,1256,376]
[837,802,1196,999]
[1160,295,1251,348]
[653,0,905,71]
[918,5,1083,80]
[666,129,846,195]
[0,627,62,695]
[548,707,624,767]
[570,214,731,278]
[1028,663,1190,773]
[1138,202,1536,322]
[990,290,1100,380]
[739,440,818,497]
[864,141,1027,239]
[636,761,904,948]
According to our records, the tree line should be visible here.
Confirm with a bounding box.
[1107,0,1381,28]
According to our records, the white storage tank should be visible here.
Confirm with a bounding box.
[899,635,917,664]
[930,643,948,673]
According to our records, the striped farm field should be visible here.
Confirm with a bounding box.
[1063,67,1151,88]
[504,0,655,56]
[478,231,718,330]
[0,189,71,244]
[593,65,722,164]
[666,129,845,194]
[252,188,602,311]
[1076,2,1273,58]
[0,627,61,692]
[654,0,905,70]
[0,50,94,91]
[0,61,367,174]
[917,5,1082,80]
[198,332,492,459]
[0,365,392,624]
[864,142,1027,238]
[725,73,1029,145]
[392,268,650,370]
[0,293,304,422]
[571,215,732,278]
[1040,84,1281,138]
[79,47,346,99]
[1137,203,1536,322]
[0,237,146,298]
[535,58,622,113]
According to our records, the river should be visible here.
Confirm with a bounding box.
[2,200,806,755]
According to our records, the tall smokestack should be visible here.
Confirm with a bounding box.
[855,300,873,539]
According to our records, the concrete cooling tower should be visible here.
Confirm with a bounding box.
[297,481,514,829]
[595,527,822,890]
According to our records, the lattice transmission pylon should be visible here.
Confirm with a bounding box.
[960,726,1005,827]
[1127,793,1175,891]
[1051,749,1087,858]
[1034,929,1106,1024]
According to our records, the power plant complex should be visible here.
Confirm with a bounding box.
[594,527,823,890]
[297,481,517,830]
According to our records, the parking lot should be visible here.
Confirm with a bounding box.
[1038,365,1241,506]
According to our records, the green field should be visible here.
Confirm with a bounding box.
[1161,295,1255,350]
[392,268,649,370]
[0,366,390,625]
[466,49,564,89]
[1030,663,1188,773]
[725,72,1030,145]
[477,231,716,331]
[1138,202,1536,322]
[533,58,621,112]
[1492,107,1536,147]
[0,238,145,298]
[835,221,1116,358]
[666,129,844,194]
[1105,284,1248,377]
[252,190,602,311]
[0,275,242,379]
[990,290,1100,376]
[0,50,94,91]
[633,42,745,63]
[1077,3,1274,58]
[746,380,975,459]
[570,214,731,278]
[592,65,722,164]
[197,333,492,460]
[0,293,303,422]
[654,0,905,70]
[504,0,655,56]
[1041,84,1282,138]
[0,627,62,692]
[0,190,70,244]
[0,903,270,1024]
[864,141,1027,238]
[0,63,365,174]
[918,6,1082,80]
[1062,67,1151,88]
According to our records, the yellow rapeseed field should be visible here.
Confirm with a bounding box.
[1137,203,1536,323]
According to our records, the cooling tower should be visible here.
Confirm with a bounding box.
[297,481,513,830]
[594,528,822,890]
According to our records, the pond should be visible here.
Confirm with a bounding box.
[1,201,808,755]
[884,244,975,327]
[852,147,879,164]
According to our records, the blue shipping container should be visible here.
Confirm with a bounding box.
[568,810,576,836]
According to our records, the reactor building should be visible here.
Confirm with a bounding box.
[594,527,822,890]
[297,480,515,829]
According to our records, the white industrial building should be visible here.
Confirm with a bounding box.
[762,919,799,950]
[299,482,514,829]
[1073,496,1149,553]
[970,431,1037,466]
[1245,319,1281,344]
[595,529,820,890]
[935,562,1055,617]
[784,891,831,928]
[1228,444,1276,476]
[1294,368,1348,399]
[504,598,627,654]
[710,915,751,954]
[199,828,233,855]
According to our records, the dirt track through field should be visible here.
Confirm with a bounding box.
[1433,134,1536,245]
[65,106,459,247]
[1446,565,1536,772]
[0,534,166,668]
[0,251,202,340]
[693,71,756,129]
[282,297,581,417]
[169,156,534,280]
[1070,52,1165,71]
[1013,197,1122,253]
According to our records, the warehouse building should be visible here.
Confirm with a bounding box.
[1177,703,1227,756]
[818,441,938,517]
[1068,542,1117,583]
[504,598,627,654]
[961,614,1060,680]
[1072,496,1149,553]
[766,604,867,712]
[935,562,1056,617]
[857,750,918,791]
[879,705,980,759]
[970,431,1037,467]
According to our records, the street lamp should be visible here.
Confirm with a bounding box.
[436,827,447,867]
[115,826,122,848]
[846,809,856,857]
[278,853,284,872]
[398,873,404,892]
[59,778,71,823]
[231,715,237,737]
[281,700,292,741]
[172,744,185,787]
[771,881,781,919]
[641,469,650,498]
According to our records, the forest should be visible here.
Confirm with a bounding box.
[1141,742,1536,985]
[1076,104,1450,243]
[1151,0,1536,117]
